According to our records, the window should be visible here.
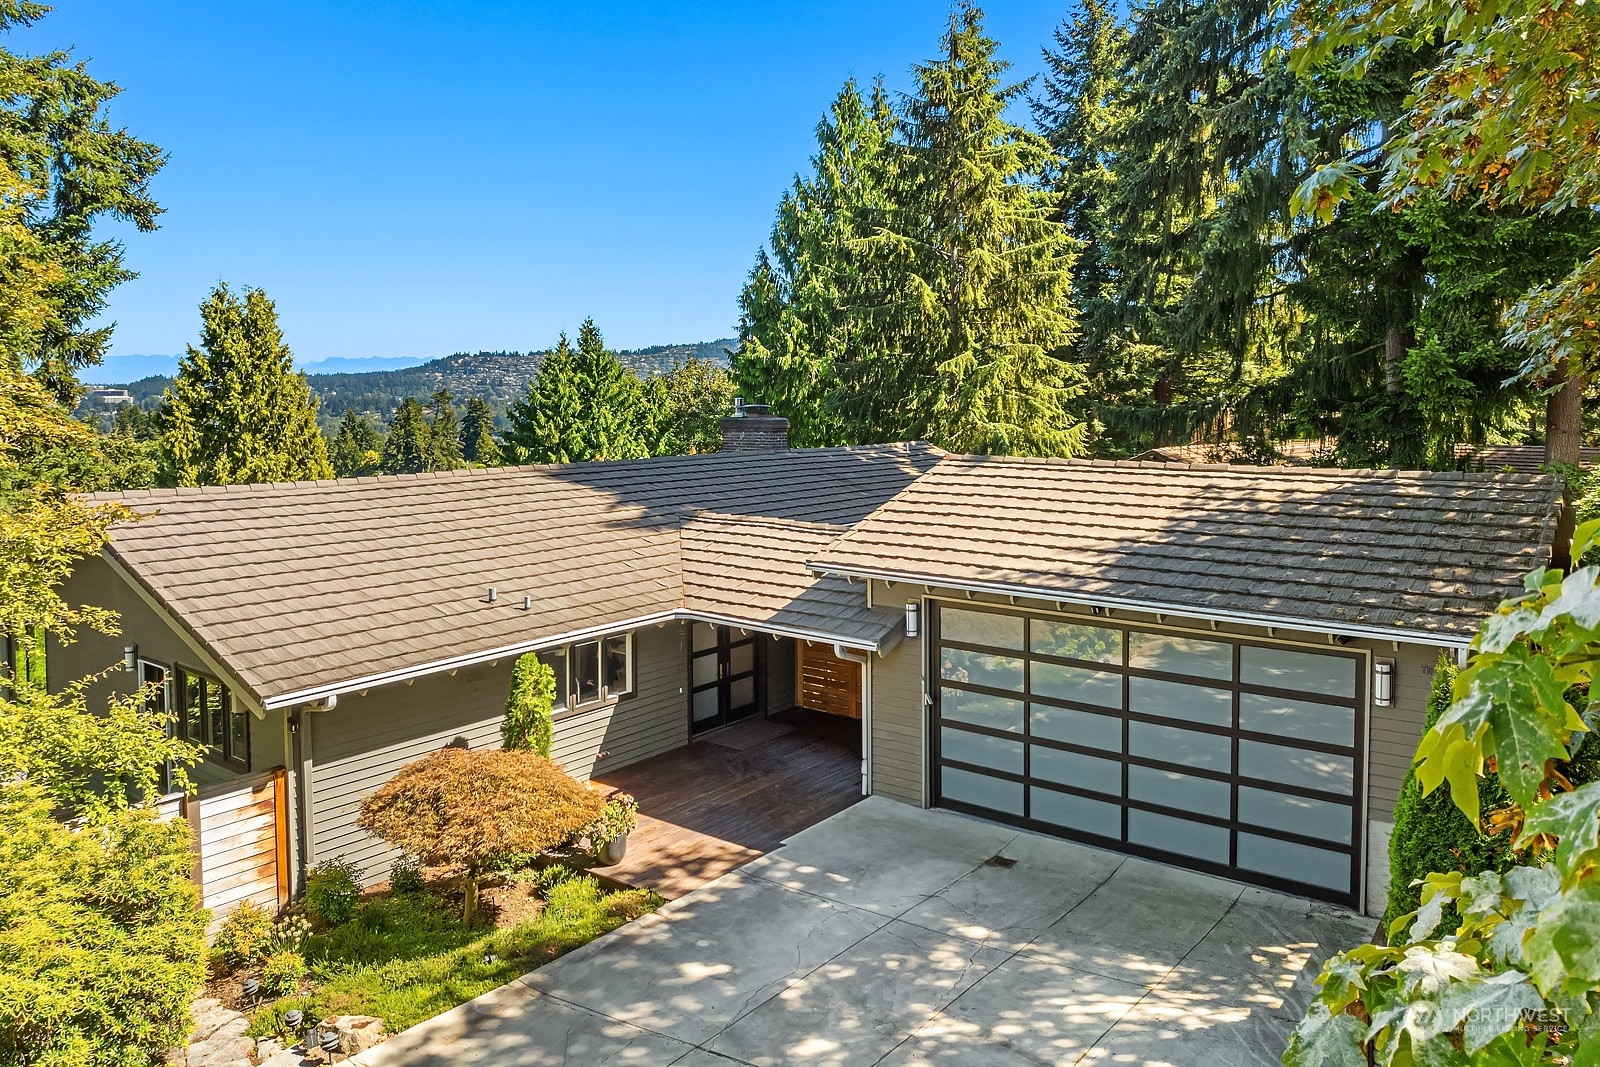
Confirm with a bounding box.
[540,632,635,716]
[178,668,248,771]
[140,661,177,796]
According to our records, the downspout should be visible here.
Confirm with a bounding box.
[834,644,873,796]
[289,694,338,894]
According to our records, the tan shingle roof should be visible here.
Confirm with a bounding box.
[100,445,941,707]
[808,455,1562,640]
[681,514,902,650]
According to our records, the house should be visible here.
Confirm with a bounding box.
[46,411,1560,924]
[1454,442,1598,473]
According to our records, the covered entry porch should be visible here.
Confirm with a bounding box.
[593,708,862,899]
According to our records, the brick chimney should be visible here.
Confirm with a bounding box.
[719,398,790,452]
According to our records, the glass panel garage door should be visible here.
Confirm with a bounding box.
[932,604,1364,905]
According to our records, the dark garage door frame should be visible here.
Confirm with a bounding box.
[926,600,1366,907]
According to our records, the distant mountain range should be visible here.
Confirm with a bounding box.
[96,339,738,427]
[88,353,428,382]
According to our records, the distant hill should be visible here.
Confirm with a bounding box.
[88,352,429,383]
[102,339,738,427]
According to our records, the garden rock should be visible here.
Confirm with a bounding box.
[309,1016,385,1059]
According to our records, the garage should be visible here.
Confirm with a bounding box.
[930,602,1364,906]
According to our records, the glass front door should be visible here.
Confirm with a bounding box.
[690,623,760,734]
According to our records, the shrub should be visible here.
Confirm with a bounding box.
[389,854,424,894]
[260,950,307,996]
[502,653,557,756]
[0,787,208,1067]
[1386,655,1600,929]
[305,857,363,927]
[541,874,601,923]
[214,900,278,966]
[585,791,639,849]
[526,863,580,896]
[356,748,605,923]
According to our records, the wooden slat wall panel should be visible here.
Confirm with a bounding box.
[798,642,862,719]
[187,767,285,936]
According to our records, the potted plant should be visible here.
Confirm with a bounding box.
[587,791,638,866]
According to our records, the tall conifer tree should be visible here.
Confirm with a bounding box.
[328,409,383,477]
[160,285,332,486]
[571,318,649,460]
[845,3,1086,455]
[460,397,501,466]
[504,334,584,463]
[380,397,431,474]
[735,78,898,447]
[426,388,464,470]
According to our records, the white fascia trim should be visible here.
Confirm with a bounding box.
[262,608,885,711]
[807,563,1473,651]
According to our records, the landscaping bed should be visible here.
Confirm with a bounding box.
[210,860,661,1046]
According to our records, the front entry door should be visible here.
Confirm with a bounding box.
[690,623,760,734]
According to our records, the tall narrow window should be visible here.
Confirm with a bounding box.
[603,634,632,697]
[538,649,569,713]
[573,641,601,706]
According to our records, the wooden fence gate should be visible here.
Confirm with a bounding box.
[798,641,863,718]
[178,767,290,934]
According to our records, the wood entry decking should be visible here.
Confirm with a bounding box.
[589,708,862,899]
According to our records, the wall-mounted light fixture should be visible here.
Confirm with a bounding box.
[123,644,138,673]
[1374,659,1395,707]
[905,601,921,638]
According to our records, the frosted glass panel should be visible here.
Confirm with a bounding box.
[1032,663,1123,708]
[1128,721,1231,772]
[1128,677,1232,727]
[692,622,718,652]
[941,689,1024,733]
[1127,633,1233,680]
[1032,787,1122,838]
[693,688,719,722]
[1032,747,1122,796]
[942,608,1024,649]
[1237,787,1352,845]
[942,767,1023,815]
[1127,766,1230,818]
[1240,646,1356,699]
[730,676,755,710]
[1031,705,1122,751]
[942,649,1024,691]
[942,728,1024,774]
[1128,810,1229,863]
[1239,740,1353,794]
[1237,834,1351,892]
[1238,693,1354,747]
[1030,621,1121,664]
[692,654,718,687]
[729,642,754,676]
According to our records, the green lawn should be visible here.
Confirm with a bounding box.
[251,875,659,1037]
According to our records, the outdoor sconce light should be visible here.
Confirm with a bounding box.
[123,644,138,673]
[1373,659,1395,707]
[905,601,921,639]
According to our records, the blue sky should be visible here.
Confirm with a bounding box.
[19,2,1068,366]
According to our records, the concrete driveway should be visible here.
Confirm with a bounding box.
[353,798,1373,1067]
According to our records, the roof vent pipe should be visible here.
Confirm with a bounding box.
[733,396,746,417]
[487,587,498,603]
[522,595,532,611]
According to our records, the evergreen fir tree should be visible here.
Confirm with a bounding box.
[380,397,431,474]
[571,318,649,460]
[460,397,501,466]
[426,388,464,470]
[734,78,898,448]
[328,409,383,477]
[504,334,584,463]
[846,3,1087,455]
[159,284,332,486]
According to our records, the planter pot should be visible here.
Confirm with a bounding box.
[596,834,629,866]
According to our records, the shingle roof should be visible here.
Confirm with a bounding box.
[99,445,941,708]
[681,514,903,650]
[808,455,1563,641]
